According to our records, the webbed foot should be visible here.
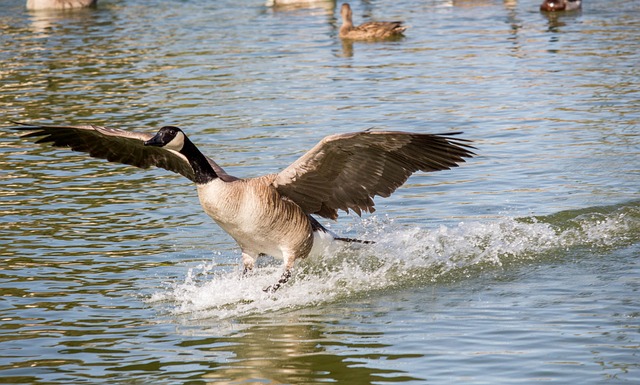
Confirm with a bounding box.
[263,270,292,293]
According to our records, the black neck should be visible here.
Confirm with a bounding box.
[181,137,218,184]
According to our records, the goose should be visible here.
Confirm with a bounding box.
[339,3,407,40]
[9,122,475,292]
[26,0,97,10]
[540,0,581,12]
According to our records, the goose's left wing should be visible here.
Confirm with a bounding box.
[273,130,475,220]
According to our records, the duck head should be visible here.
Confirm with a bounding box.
[540,0,581,12]
[341,3,353,24]
[144,126,186,151]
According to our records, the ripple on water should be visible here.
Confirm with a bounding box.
[148,201,640,321]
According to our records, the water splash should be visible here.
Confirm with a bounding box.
[148,201,639,320]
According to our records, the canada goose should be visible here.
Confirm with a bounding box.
[339,3,407,40]
[9,122,475,292]
[26,0,97,10]
[540,0,581,12]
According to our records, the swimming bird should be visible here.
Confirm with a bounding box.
[265,0,331,6]
[26,0,96,10]
[9,122,475,292]
[339,3,407,40]
[540,0,581,12]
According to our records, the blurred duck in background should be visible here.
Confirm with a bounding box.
[265,0,333,5]
[540,0,581,12]
[26,0,96,10]
[339,3,406,40]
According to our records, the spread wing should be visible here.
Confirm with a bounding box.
[8,121,235,182]
[273,130,475,220]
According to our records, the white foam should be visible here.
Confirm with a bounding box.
[147,206,637,320]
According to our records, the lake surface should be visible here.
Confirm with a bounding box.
[0,0,639,383]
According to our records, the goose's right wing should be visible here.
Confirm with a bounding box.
[9,122,202,182]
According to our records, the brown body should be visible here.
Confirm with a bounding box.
[339,3,406,40]
[197,175,313,279]
[26,0,96,10]
[540,0,581,12]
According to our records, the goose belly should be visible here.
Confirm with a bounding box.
[196,179,313,259]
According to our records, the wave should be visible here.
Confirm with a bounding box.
[147,200,640,320]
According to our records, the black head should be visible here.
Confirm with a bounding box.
[144,126,185,151]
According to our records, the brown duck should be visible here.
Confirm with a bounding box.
[339,3,407,40]
[26,0,96,10]
[540,0,581,12]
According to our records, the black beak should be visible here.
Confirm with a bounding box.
[143,133,163,147]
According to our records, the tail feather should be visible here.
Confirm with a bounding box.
[309,215,375,245]
[334,237,375,244]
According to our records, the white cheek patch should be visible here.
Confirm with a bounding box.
[165,131,185,151]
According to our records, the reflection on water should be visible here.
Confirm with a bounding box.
[194,317,424,384]
[1,0,639,383]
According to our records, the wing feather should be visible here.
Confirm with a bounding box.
[9,122,225,182]
[358,21,405,34]
[274,131,475,220]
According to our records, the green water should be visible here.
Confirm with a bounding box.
[0,0,638,383]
